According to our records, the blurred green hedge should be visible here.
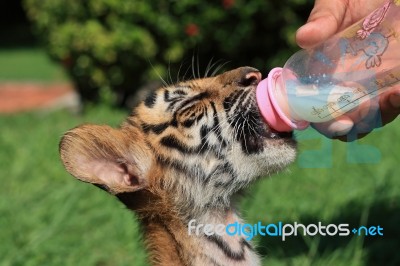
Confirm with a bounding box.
[24,0,312,106]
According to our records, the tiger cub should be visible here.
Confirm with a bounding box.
[59,66,296,266]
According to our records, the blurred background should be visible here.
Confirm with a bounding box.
[0,0,399,265]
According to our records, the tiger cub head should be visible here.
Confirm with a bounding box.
[59,67,296,218]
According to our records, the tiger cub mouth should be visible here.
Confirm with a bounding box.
[225,69,294,154]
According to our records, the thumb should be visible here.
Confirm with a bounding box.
[296,0,347,49]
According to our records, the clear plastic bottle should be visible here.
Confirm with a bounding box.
[257,0,400,132]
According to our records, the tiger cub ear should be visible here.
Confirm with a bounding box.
[59,124,152,194]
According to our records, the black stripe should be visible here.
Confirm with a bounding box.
[200,125,211,141]
[156,154,188,174]
[144,91,157,108]
[165,89,184,111]
[242,238,253,250]
[173,89,188,96]
[236,90,250,107]
[160,135,192,153]
[141,122,169,134]
[210,101,226,146]
[204,161,233,184]
[164,89,171,101]
[196,111,205,122]
[176,92,209,110]
[160,133,210,155]
[205,235,248,261]
[230,90,246,106]
[158,220,186,265]
[214,179,248,189]
[125,118,139,128]
[182,118,196,128]
[170,116,178,127]
[211,196,227,206]
[154,150,208,181]
[223,90,246,112]
[181,109,203,128]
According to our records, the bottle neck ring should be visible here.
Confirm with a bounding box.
[256,67,309,132]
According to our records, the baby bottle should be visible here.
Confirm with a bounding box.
[256,0,400,132]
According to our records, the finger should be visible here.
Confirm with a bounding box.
[379,88,400,125]
[311,97,384,142]
[310,99,375,139]
[331,98,379,141]
[311,116,353,138]
[296,0,346,49]
[389,90,400,108]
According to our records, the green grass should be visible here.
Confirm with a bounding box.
[0,106,146,266]
[1,106,399,266]
[0,48,68,81]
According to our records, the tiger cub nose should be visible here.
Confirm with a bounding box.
[238,67,262,86]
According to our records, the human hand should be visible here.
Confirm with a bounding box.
[312,89,400,141]
[296,0,400,141]
[296,0,386,49]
